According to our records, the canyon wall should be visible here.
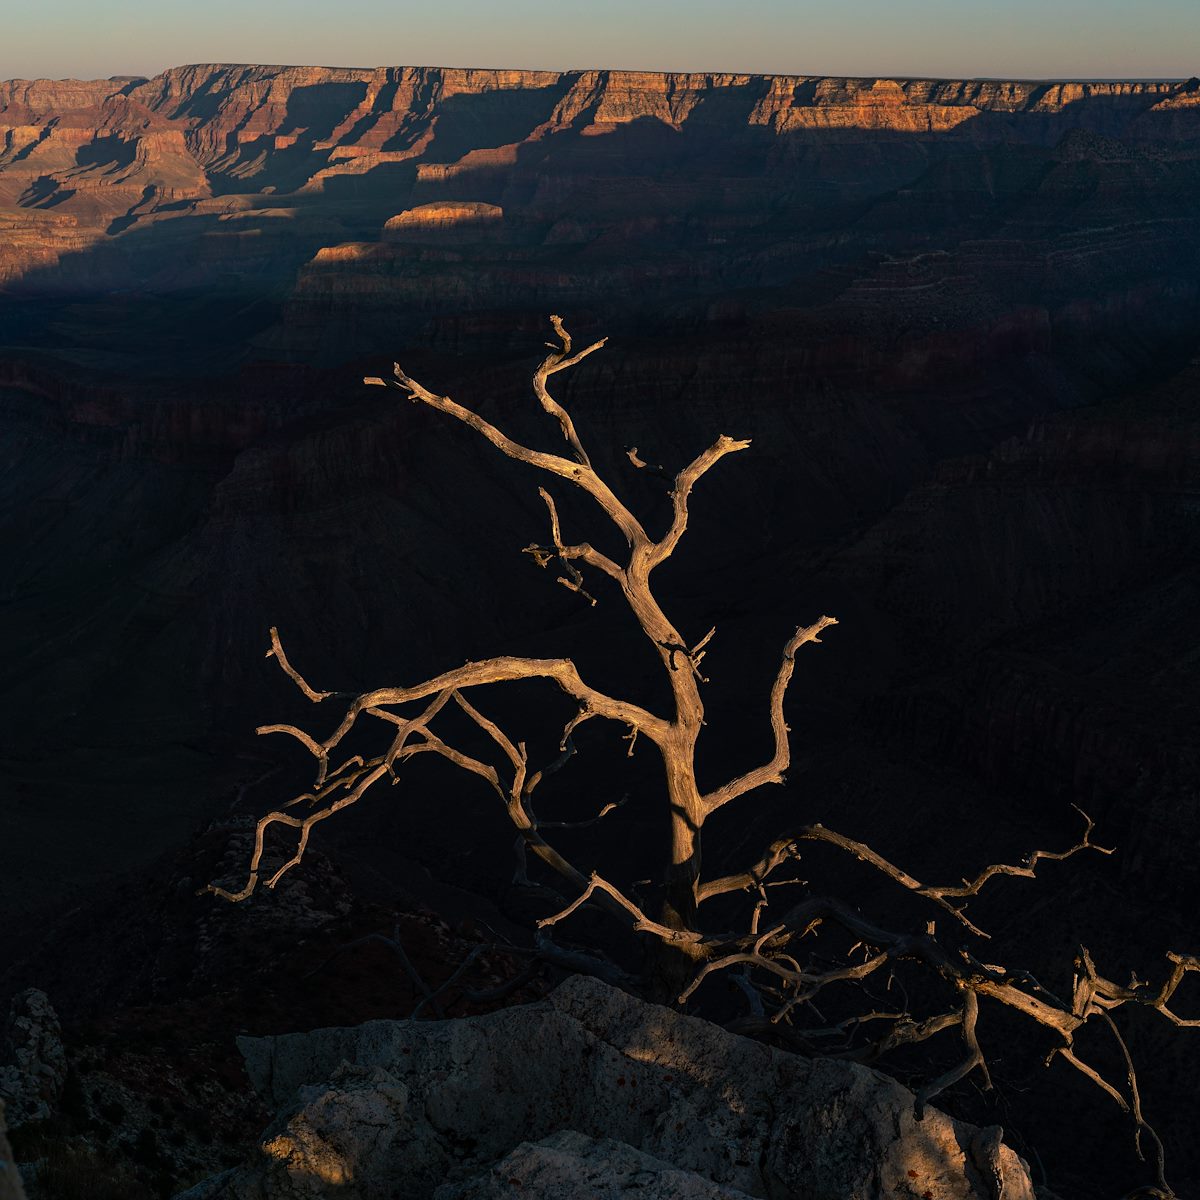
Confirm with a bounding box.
[3,59,1199,931]
[1,65,1199,1194]
[2,68,1198,342]
[4,60,1199,892]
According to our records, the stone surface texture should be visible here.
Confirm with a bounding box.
[179,975,1033,1200]
[0,991,66,1129]
[435,1131,757,1200]
[3,59,1200,1200]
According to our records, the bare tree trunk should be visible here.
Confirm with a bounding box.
[662,735,703,927]
[207,318,1196,1197]
[647,723,709,1001]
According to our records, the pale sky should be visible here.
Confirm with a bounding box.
[4,0,1197,83]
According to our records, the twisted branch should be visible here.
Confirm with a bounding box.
[523,486,622,603]
[229,318,1193,1195]
[531,314,607,468]
[914,988,990,1118]
[538,872,707,946]
[367,359,646,548]
[701,809,1108,938]
[267,625,334,703]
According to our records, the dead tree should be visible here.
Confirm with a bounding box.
[209,318,1196,1198]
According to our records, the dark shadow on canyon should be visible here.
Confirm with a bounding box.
[1,85,1199,1196]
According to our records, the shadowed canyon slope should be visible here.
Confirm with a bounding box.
[2,64,1200,1196]
[3,65,1200,368]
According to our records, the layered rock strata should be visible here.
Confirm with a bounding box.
[2,64,1198,341]
[3,63,1200,1197]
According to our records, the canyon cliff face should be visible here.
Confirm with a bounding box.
[2,66,1198,343]
[1,65,1199,1197]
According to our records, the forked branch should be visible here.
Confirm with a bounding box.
[532,314,607,467]
[538,872,707,946]
[367,352,647,548]
[224,318,1193,1196]
[648,435,752,567]
[699,808,1110,938]
[704,616,838,814]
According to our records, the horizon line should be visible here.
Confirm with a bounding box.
[1,62,1195,87]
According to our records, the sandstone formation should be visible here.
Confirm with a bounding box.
[3,61,1200,1198]
[178,975,1033,1200]
[2,64,1198,367]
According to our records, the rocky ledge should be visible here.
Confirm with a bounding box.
[180,975,1033,1200]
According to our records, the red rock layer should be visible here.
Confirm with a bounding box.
[1,64,1196,291]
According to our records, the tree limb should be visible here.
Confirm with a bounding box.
[538,872,707,945]
[647,435,752,568]
[524,486,622,602]
[703,617,838,814]
[925,805,1113,908]
[287,652,671,770]
[726,811,1110,939]
[266,626,333,702]
[368,346,648,549]
[914,988,990,1118]
[531,314,607,468]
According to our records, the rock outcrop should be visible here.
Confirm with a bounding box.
[179,975,1033,1200]
[0,991,66,1130]
[0,1103,27,1200]
[3,60,1200,1200]
[2,64,1198,346]
[437,1132,756,1200]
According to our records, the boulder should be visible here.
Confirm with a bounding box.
[436,1130,756,1199]
[179,975,1033,1199]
